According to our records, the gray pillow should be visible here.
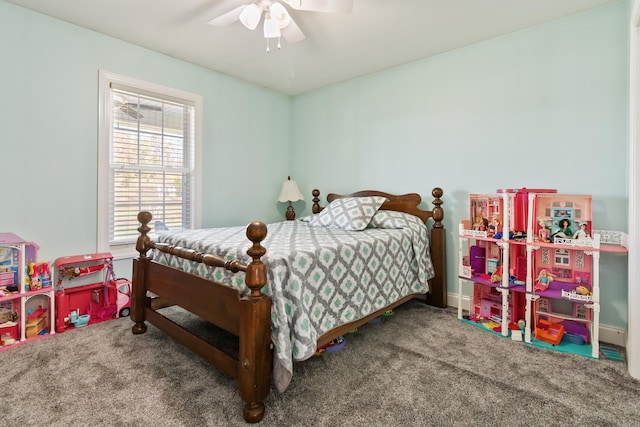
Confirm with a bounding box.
[309,196,388,231]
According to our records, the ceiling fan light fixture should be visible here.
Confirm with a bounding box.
[270,2,291,29]
[263,16,282,39]
[239,3,262,30]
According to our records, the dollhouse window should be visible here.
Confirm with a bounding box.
[575,304,588,320]
[490,243,499,258]
[541,248,550,265]
[576,252,584,269]
[98,71,202,257]
[537,298,549,313]
[554,249,570,266]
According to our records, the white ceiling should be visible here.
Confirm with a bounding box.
[5,0,620,95]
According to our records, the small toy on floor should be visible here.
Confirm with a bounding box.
[314,336,346,356]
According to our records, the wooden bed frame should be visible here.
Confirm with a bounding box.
[131,188,447,423]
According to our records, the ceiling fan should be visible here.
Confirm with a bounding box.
[207,0,354,51]
[113,94,162,120]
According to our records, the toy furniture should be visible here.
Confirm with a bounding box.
[534,319,565,345]
[0,233,55,350]
[25,306,48,338]
[458,189,628,359]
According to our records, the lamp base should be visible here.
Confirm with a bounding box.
[286,204,296,221]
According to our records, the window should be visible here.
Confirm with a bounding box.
[98,71,202,258]
[554,249,570,266]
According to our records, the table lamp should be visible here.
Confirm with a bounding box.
[277,176,304,220]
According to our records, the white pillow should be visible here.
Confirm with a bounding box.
[309,196,388,231]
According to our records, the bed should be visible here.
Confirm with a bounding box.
[131,187,447,423]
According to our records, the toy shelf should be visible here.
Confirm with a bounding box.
[530,236,627,254]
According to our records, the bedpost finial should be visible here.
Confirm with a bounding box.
[432,187,443,199]
[312,189,321,214]
[138,211,153,226]
[246,221,268,246]
[431,188,444,228]
[136,211,153,257]
[245,221,268,298]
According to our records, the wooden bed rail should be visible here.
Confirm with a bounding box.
[136,212,248,270]
[134,212,267,282]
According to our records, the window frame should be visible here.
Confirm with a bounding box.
[97,70,202,259]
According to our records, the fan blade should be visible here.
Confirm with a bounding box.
[207,5,247,27]
[282,16,305,44]
[284,0,354,14]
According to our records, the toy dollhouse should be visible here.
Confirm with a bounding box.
[0,233,55,350]
[458,188,628,359]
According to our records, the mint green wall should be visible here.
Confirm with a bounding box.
[291,2,630,328]
[0,2,290,273]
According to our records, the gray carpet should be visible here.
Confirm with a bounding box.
[2,300,639,426]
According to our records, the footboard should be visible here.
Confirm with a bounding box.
[131,212,271,423]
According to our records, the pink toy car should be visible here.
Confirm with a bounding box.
[116,279,131,318]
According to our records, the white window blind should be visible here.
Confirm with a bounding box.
[98,71,201,257]
[108,84,195,245]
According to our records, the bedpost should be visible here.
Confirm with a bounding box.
[427,188,448,308]
[131,211,152,335]
[238,221,272,423]
[312,189,321,214]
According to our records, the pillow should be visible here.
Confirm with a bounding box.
[368,210,414,229]
[309,196,388,231]
[297,215,313,222]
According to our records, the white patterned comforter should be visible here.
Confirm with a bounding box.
[152,214,434,392]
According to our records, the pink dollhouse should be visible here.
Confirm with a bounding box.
[0,233,55,349]
[459,188,628,359]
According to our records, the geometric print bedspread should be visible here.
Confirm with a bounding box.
[152,216,434,392]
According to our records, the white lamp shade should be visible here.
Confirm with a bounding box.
[239,3,262,30]
[277,177,305,202]
[263,16,282,38]
[270,2,291,29]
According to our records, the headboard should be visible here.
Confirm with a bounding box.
[310,187,447,308]
[311,188,444,228]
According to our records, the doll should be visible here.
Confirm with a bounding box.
[473,213,486,231]
[537,217,550,242]
[573,222,590,240]
[534,269,554,292]
[551,218,573,240]
[490,215,502,237]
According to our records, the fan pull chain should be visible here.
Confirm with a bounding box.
[265,38,282,53]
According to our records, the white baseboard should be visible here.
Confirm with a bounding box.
[448,292,626,347]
